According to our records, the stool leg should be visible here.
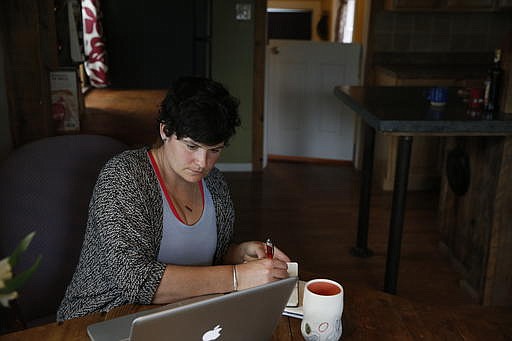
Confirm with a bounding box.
[384,136,413,294]
[351,123,375,258]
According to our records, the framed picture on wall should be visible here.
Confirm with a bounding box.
[50,68,83,133]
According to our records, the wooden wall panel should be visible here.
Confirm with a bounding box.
[484,136,512,305]
[1,0,58,146]
[439,135,512,305]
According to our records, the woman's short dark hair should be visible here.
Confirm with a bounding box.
[158,77,241,145]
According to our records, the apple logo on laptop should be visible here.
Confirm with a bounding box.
[202,324,222,340]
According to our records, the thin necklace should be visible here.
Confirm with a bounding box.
[154,148,196,213]
[170,184,198,213]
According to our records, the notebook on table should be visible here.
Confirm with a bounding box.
[87,276,297,341]
[283,280,306,319]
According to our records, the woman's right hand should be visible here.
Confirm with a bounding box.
[235,257,289,290]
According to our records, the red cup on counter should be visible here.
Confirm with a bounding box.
[468,87,484,109]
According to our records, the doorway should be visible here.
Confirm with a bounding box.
[253,0,364,170]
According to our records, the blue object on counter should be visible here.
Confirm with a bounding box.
[427,87,448,106]
[425,105,445,120]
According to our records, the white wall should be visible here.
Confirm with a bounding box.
[0,31,13,161]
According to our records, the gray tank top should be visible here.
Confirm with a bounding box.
[148,151,217,265]
[157,180,217,265]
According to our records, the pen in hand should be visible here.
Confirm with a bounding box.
[265,238,274,259]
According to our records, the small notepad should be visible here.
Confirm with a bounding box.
[283,280,305,319]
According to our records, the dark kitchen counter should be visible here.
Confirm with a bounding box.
[334,84,512,298]
[334,86,512,135]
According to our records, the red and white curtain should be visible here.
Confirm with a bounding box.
[81,0,109,87]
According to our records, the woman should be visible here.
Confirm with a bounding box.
[57,77,290,321]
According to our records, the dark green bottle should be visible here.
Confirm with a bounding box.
[483,49,503,113]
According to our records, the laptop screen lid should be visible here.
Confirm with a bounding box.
[88,276,296,341]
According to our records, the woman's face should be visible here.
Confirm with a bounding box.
[160,125,224,183]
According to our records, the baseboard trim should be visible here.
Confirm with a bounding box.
[268,154,353,166]
[216,163,252,172]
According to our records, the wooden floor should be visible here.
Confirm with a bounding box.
[225,162,475,307]
[82,89,475,307]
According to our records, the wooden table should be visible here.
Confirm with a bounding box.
[2,281,511,340]
[334,86,512,295]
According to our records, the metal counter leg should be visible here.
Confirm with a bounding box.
[384,136,413,294]
[351,123,375,258]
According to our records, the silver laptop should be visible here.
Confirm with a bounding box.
[87,276,297,341]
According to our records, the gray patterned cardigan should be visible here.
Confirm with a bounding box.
[57,148,234,321]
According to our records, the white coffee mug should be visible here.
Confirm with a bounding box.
[300,279,343,341]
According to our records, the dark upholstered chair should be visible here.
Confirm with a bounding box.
[0,135,127,327]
